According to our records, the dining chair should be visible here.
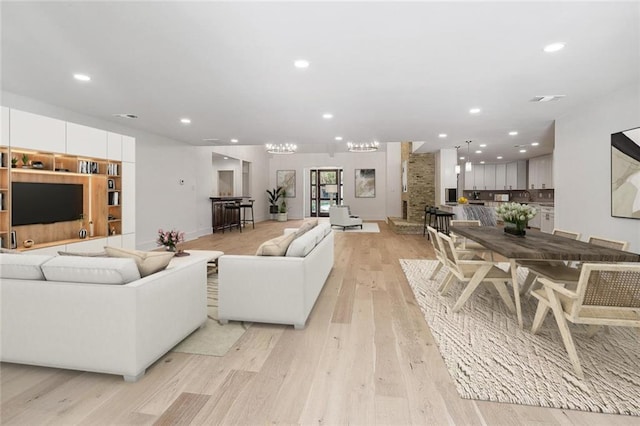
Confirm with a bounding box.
[450,219,494,260]
[425,226,451,282]
[530,263,640,379]
[519,228,582,295]
[587,235,629,251]
[438,232,516,314]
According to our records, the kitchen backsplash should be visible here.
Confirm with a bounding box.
[462,189,554,203]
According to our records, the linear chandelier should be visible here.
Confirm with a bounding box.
[347,141,379,152]
[266,143,297,154]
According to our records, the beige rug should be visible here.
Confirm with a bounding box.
[400,259,640,416]
[332,222,380,233]
[171,274,250,356]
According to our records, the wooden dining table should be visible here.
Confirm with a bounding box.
[448,225,640,328]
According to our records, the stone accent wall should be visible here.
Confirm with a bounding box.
[401,142,436,223]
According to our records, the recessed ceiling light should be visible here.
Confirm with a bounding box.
[113,113,138,119]
[531,142,539,146]
[294,59,310,69]
[180,118,191,124]
[322,113,333,119]
[438,133,447,138]
[73,73,91,81]
[497,156,503,160]
[459,156,465,160]
[469,108,481,114]
[520,149,527,153]
[230,139,238,143]
[480,161,485,164]
[509,131,518,136]
[223,157,229,160]
[475,150,482,154]
[544,42,566,53]
[335,136,343,141]
[479,144,487,148]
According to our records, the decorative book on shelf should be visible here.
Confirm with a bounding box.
[108,191,119,206]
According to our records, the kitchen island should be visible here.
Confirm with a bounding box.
[439,204,497,226]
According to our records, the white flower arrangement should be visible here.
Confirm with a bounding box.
[495,202,537,230]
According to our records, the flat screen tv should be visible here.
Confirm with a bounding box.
[12,182,83,226]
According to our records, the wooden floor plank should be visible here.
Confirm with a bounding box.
[152,392,210,426]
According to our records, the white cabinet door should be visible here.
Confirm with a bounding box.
[483,164,496,190]
[473,164,485,190]
[122,162,135,234]
[528,204,541,228]
[528,157,539,189]
[10,109,66,152]
[541,155,553,189]
[464,167,474,190]
[506,162,517,190]
[495,164,507,190]
[66,122,107,158]
[122,135,135,162]
[107,132,123,161]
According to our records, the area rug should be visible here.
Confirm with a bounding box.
[400,259,640,416]
[332,222,380,233]
[171,274,250,357]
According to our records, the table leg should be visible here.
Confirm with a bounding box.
[510,259,523,328]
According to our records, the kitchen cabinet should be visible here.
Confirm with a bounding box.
[528,203,541,229]
[506,160,527,190]
[10,109,66,153]
[464,164,485,190]
[483,164,496,190]
[528,155,553,189]
[495,164,507,190]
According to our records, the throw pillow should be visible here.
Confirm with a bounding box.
[41,256,141,285]
[58,250,107,257]
[104,246,174,277]
[294,219,318,237]
[255,232,297,256]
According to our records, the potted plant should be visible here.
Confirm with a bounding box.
[277,189,287,222]
[266,187,283,216]
[21,153,30,168]
[11,157,18,168]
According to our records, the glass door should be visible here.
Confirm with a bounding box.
[310,169,342,217]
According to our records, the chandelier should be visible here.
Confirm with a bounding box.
[347,141,379,152]
[266,143,297,154]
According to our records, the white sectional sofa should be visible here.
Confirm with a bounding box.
[218,221,334,329]
[0,251,209,382]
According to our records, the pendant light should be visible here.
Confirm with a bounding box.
[454,146,461,175]
[465,140,472,172]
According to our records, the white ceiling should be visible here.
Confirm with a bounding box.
[2,2,639,162]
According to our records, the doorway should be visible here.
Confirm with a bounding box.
[310,168,342,217]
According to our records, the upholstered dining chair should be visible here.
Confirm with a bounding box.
[530,263,640,379]
[437,232,516,314]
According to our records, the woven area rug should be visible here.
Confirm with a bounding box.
[332,222,380,233]
[171,274,250,356]
[400,259,640,416]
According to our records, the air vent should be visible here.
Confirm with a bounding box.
[113,113,138,119]
[530,95,565,102]
[202,138,220,143]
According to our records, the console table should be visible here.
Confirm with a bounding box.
[209,197,243,233]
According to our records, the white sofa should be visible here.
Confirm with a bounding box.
[218,222,334,329]
[0,252,209,382]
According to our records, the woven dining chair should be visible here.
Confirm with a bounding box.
[450,219,494,260]
[587,235,629,251]
[530,263,640,379]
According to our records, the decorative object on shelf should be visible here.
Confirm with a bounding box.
[611,126,640,220]
[266,187,283,215]
[355,168,375,198]
[157,228,185,252]
[21,153,30,168]
[10,231,17,249]
[89,220,94,237]
[11,157,18,168]
[495,202,537,236]
[266,143,297,154]
[107,179,115,190]
[78,213,87,239]
[465,140,472,172]
[111,226,117,235]
[458,196,468,204]
[347,141,379,152]
[276,170,296,197]
[31,161,44,169]
[22,239,34,248]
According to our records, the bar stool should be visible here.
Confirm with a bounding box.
[423,206,438,237]
[240,199,255,229]
[223,201,242,233]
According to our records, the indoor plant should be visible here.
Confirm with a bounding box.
[495,202,537,236]
[157,228,185,252]
[266,187,283,215]
[11,157,18,168]
[277,189,287,222]
[21,153,29,168]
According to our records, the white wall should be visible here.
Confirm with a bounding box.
[555,82,640,252]
[268,151,388,220]
[436,148,458,205]
[386,142,402,219]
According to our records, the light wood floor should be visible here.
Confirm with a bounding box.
[1,220,636,425]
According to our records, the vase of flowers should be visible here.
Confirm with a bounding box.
[495,202,537,236]
[157,228,185,252]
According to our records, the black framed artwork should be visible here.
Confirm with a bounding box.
[611,126,640,219]
[107,179,115,190]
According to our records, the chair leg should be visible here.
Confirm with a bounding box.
[520,271,538,296]
[531,300,550,334]
[430,262,443,280]
[452,264,491,312]
[545,286,584,379]
[438,272,455,294]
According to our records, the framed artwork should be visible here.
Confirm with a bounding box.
[277,170,296,197]
[355,168,375,198]
[107,179,115,190]
[611,127,640,219]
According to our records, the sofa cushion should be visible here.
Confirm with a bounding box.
[58,250,107,257]
[294,219,318,237]
[286,222,331,257]
[0,254,53,280]
[255,232,297,256]
[41,256,141,285]
[104,246,174,277]
[0,248,20,254]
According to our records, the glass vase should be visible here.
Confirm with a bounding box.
[504,221,526,236]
